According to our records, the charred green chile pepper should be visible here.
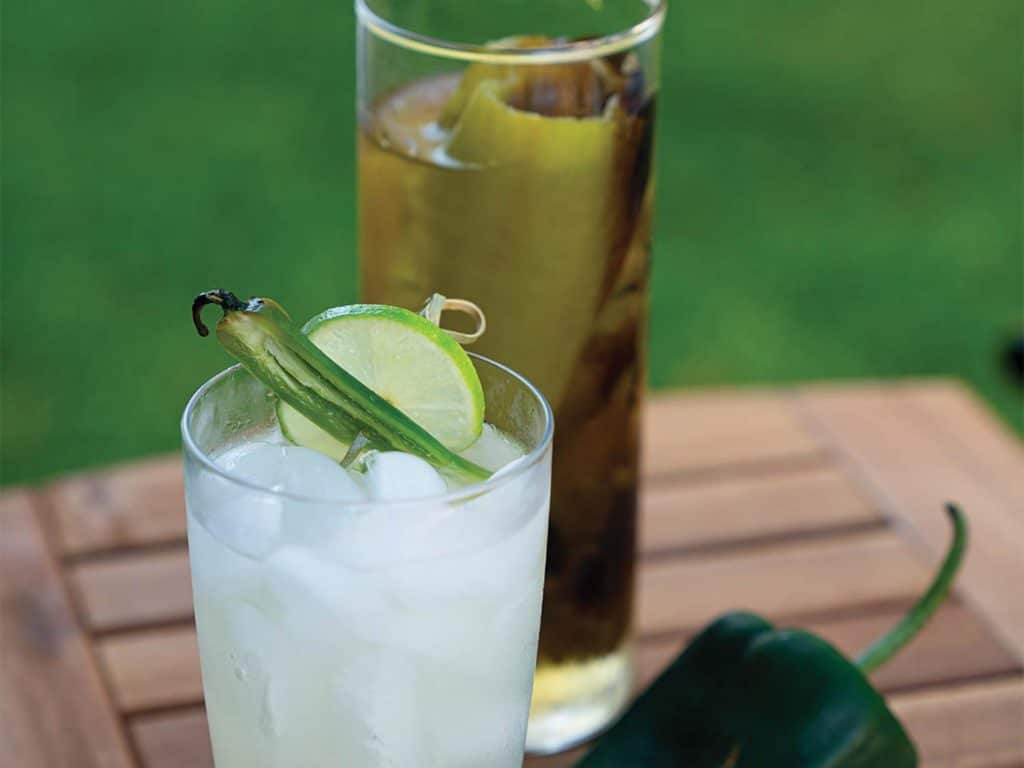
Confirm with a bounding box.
[576,504,967,768]
[192,289,490,483]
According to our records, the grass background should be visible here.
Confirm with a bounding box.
[2,0,1021,486]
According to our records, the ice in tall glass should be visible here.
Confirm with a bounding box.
[182,356,553,766]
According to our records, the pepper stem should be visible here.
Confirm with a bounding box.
[856,503,967,675]
[192,290,247,337]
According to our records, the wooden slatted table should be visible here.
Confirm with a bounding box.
[3,379,1023,767]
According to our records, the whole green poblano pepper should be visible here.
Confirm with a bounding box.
[575,504,967,768]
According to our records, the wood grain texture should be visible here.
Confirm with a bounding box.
[634,601,1021,695]
[70,549,192,632]
[898,380,1024,515]
[0,491,135,768]
[47,455,186,556]
[798,382,1024,656]
[643,389,822,477]
[132,709,213,768]
[71,528,930,640]
[3,381,1020,768]
[640,464,880,555]
[892,677,1024,766]
[97,626,203,713]
[524,677,1024,768]
[637,530,931,635]
[95,598,1020,728]
[34,388,824,559]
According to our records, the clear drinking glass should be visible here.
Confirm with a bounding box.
[182,355,553,767]
[356,0,664,752]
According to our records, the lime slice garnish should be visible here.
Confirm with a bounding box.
[277,304,485,461]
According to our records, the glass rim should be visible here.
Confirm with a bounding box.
[355,0,666,65]
[181,353,554,508]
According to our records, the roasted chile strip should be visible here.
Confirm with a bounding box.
[192,290,491,483]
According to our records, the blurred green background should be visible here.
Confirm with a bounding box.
[2,0,1021,486]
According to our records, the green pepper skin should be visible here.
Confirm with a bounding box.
[575,613,915,767]
[573,614,917,768]
[192,290,491,482]
[575,506,967,767]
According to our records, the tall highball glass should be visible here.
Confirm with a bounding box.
[356,0,664,752]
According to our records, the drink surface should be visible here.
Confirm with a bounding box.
[186,421,547,767]
[359,56,654,736]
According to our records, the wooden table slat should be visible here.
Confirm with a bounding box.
[642,389,822,478]
[891,677,1024,766]
[71,550,193,633]
[527,677,1024,768]
[98,626,202,713]
[900,380,1024,513]
[71,483,892,635]
[640,463,881,555]
[3,379,1021,768]
[97,597,1021,720]
[638,529,930,635]
[132,709,213,768]
[0,492,136,768]
[44,392,828,560]
[47,456,186,556]
[635,601,1021,696]
[799,384,1024,655]
[72,528,928,640]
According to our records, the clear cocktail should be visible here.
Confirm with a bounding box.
[183,336,553,766]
